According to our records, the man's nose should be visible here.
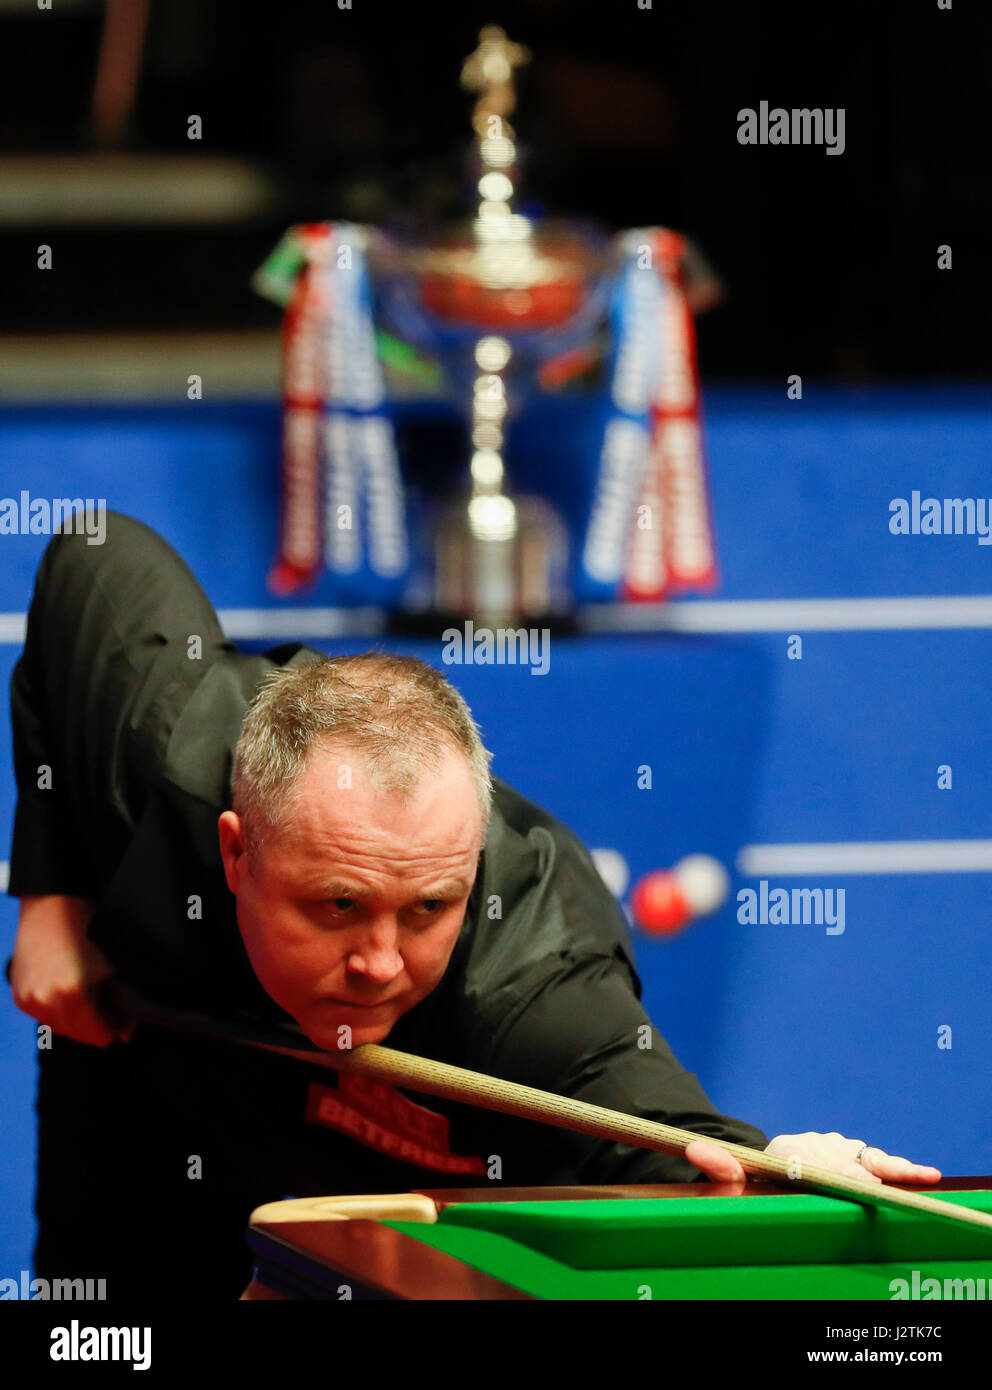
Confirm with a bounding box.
[345,918,403,982]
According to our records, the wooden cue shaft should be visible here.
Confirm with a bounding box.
[341,1044,992,1233]
[105,982,992,1234]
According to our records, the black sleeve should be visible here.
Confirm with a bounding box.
[484,951,770,1184]
[7,514,237,902]
[8,630,98,897]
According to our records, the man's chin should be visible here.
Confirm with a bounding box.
[301,1013,395,1051]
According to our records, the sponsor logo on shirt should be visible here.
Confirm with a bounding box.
[305,1075,488,1174]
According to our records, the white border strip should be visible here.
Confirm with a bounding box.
[738,840,992,876]
[2,595,992,645]
[0,609,387,645]
[579,596,992,632]
[0,615,26,644]
[216,608,388,640]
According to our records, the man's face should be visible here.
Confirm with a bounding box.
[219,744,483,1048]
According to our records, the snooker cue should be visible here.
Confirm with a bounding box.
[71,976,992,1235]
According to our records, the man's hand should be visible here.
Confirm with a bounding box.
[685,1133,941,1186]
[9,894,129,1047]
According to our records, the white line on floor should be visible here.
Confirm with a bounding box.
[1,595,992,644]
[737,840,992,875]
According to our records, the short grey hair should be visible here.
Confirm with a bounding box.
[232,652,493,861]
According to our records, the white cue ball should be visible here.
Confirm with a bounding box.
[674,854,730,917]
[590,848,630,899]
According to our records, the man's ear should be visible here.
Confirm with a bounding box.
[218,811,248,894]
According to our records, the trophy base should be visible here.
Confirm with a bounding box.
[425,491,572,628]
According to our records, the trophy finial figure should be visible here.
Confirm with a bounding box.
[460,25,531,129]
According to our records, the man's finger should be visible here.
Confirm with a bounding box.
[842,1162,883,1184]
[54,1014,118,1048]
[862,1151,942,1183]
[685,1139,746,1182]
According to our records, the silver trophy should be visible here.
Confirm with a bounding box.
[368,27,614,625]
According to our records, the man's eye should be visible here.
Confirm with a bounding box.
[330,898,354,912]
[417,899,444,915]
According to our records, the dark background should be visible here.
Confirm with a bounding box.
[0,0,988,379]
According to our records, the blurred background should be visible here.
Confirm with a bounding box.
[1,0,989,382]
[2,0,992,1276]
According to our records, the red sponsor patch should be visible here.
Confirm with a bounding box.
[305,1075,488,1175]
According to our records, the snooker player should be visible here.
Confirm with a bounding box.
[7,514,940,1298]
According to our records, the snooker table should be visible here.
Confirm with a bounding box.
[242,1177,992,1301]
